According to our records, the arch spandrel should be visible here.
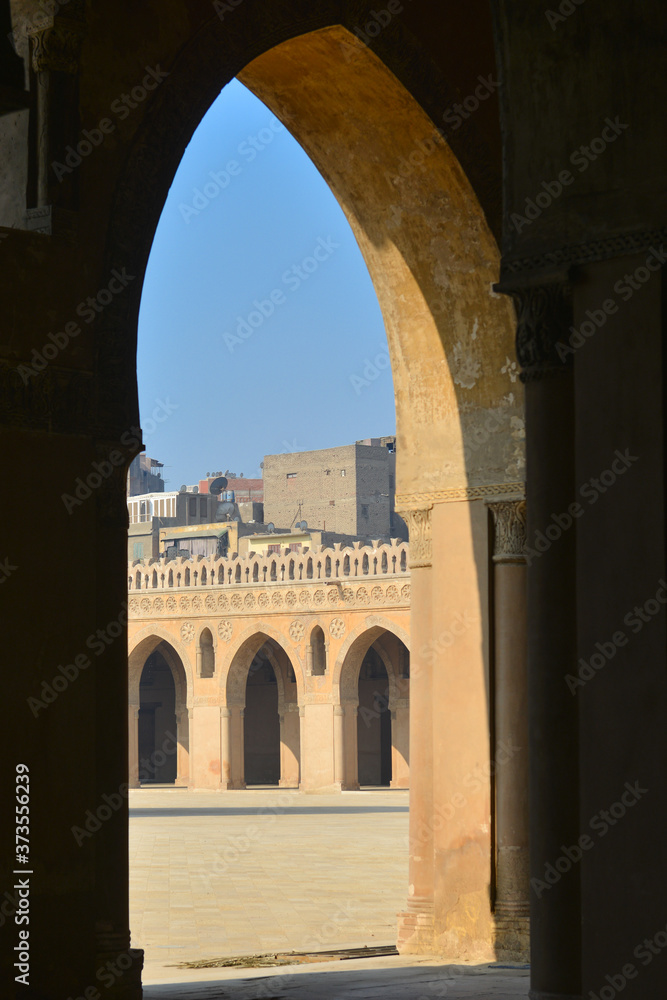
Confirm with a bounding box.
[223,623,305,707]
[334,617,411,703]
[128,627,194,708]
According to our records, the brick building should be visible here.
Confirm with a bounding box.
[263,438,406,539]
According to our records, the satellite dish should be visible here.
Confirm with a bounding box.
[300,521,308,531]
[179,485,187,493]
[233,515,241,522]
[217,501,235,518]
[267,522,275,533]
[209,476,229,496]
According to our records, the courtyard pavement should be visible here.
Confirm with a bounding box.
[131,786,529,998]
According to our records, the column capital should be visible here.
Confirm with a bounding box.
[333,705,345,717]
[488,499,527,564]
[401,506,433,569]
[28,3,86,74]
[495,274,573,382]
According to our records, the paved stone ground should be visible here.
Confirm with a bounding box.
[131,787,530,998]
[143,956,529,998]
[130,787,411,982]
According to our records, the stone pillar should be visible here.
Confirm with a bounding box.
[504,278,580,999]
[175,709,190,787]
[397,506,434,952]
[196,643,203,678]
[333,704,345,788]
[488,499,529,961]
[279,703,300,787]
[25,3,84,232]
[306,643,314,676]
[390,698,410,789]
[128,704,140,788]
[230,706,246,789]
[342,700,360,790]
[220,707,232,789]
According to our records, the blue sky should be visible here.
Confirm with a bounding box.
[137,79,394,489]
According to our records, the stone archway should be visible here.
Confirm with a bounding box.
[335,624,410,791]
[128,634,191,788]
[224,631,300,789]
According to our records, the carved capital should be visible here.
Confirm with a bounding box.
[28,5,85,74]
[402,506,432,568]
[502,278,573,382]
[489,500,527,564]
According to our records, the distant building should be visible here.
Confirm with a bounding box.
[262,438,406,540]
[127,453,165,496]
[199,471,263,502]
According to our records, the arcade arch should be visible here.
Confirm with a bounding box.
[224,631,301,789]
[128,633,191,787]
[335,624,410,791]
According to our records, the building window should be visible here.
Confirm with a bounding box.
[329,500,336,507]
[361,504,369,517]
[268,544,281,554]
[133,543,143,559]
[289,543,302,552]
[340,469,346,477]
[287,472,297,479]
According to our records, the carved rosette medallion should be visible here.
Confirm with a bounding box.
[205,594,216,611]
[217,594,229,611]
[489,500,527,564]
[217,620,233,642]
[180,622,195,643]
[289,620,305,642]
[403,507,433,568]
[329,618,346,639]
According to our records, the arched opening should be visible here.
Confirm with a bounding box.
[138,650,177,783]
[225,632,301,790]
[336,625,410,792]
[118,12,519,973]
[198,627,215,678]
[309,625,327,676]
[243,646,280,785]
[128,636,191,789]
[357,646,391,786]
